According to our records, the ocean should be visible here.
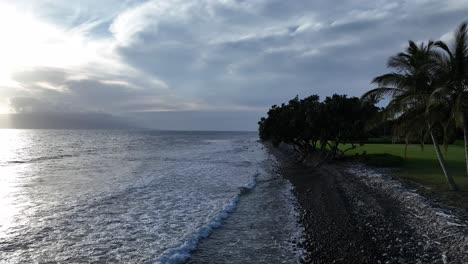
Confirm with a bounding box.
[0,130,303,263]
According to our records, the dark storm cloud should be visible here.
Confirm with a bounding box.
[111,0,468,111]
[9,67,171,114]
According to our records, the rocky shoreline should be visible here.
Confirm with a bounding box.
[267,143,468,264]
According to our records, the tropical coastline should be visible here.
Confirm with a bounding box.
[2,1,468,263]
[266,142,468,263]
[254,20,468,263]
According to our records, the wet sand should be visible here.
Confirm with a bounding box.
[267,143,468,264]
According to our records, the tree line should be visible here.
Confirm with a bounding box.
[259,21,468,191]
[258,94,379,161]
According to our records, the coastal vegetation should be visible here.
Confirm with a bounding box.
[360,23,468,191]
[346,143,468,209]
[258,94,378,161]
[259,21,468,201]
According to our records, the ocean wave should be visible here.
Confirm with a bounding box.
[7,154,75,164]
[154,172,260,264]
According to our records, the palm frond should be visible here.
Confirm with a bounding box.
[361,86,404,102]
[371,73,409,87]
[434,40,454,61]
[388,53,412,71]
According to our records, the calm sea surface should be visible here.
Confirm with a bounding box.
[0,130,302,263]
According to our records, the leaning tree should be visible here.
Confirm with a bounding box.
[362,40,458,191]
[432,22,468,177]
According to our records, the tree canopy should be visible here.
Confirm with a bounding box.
[258,94,378,160]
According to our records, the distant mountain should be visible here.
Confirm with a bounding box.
[0,112,137,129]
[131,111,261,131]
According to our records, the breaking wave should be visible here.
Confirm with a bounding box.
[154,172,259,264]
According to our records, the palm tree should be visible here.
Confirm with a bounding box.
[433,22,468,177]
[362,40,458,191]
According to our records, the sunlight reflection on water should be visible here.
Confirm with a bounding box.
[0,130,32,237]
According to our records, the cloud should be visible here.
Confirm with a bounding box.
[8,67,172,114]
[330,3,399,28]
[9,96,60,113]
[1,0,468,130]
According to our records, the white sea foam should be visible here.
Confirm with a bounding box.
[154,172,259,264]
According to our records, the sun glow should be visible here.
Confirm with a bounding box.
[0,96,12,114]
[0,104,10,114]
[0,3,105,88]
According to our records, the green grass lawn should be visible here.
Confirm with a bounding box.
[344,143,468,210]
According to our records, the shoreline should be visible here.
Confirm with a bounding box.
[266,143,468,263]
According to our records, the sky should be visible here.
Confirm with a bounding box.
[0,0,467,130]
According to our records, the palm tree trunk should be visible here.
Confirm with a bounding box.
[430,131,458,191]
[404,137,409,159]
[463,113,468,177]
